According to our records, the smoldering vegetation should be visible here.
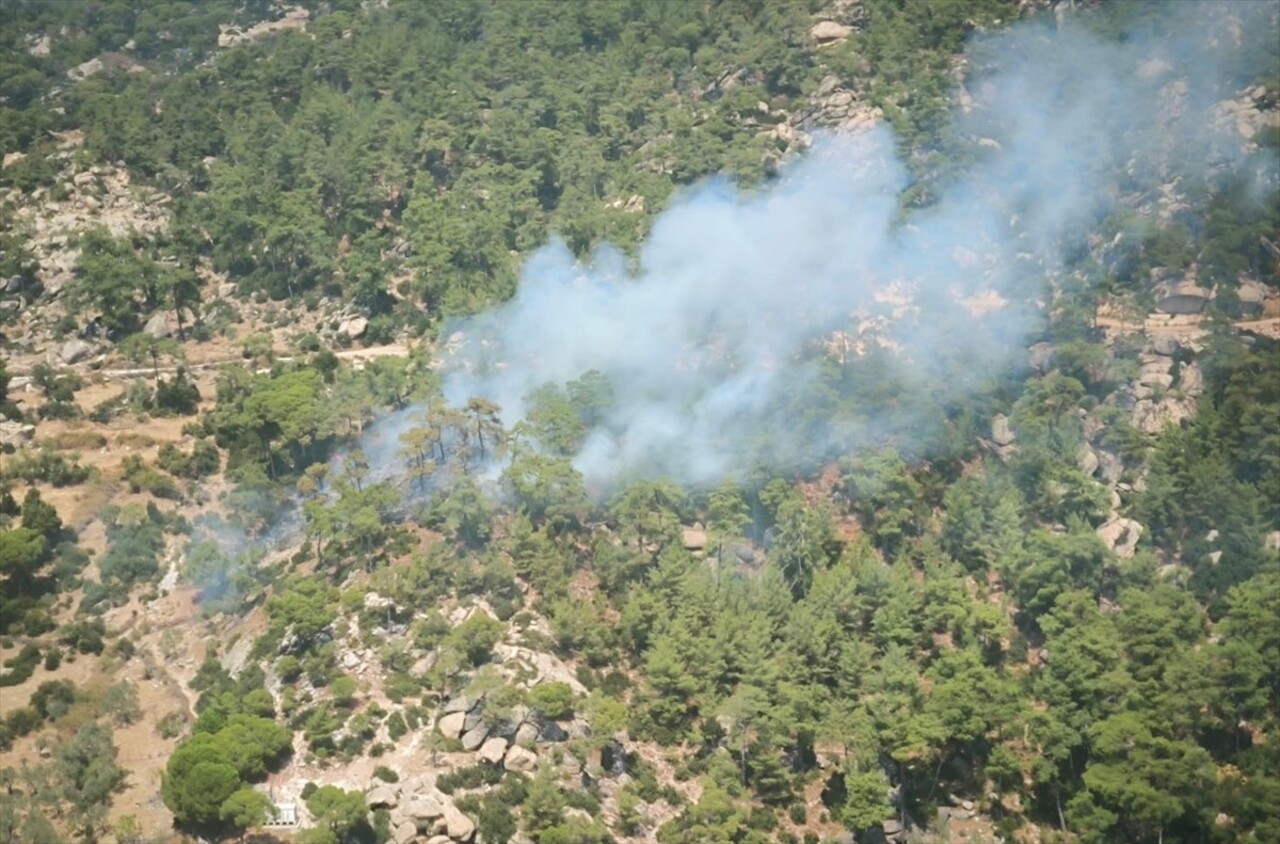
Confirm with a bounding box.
[185,1,1278,595]
[425,1,1278,491]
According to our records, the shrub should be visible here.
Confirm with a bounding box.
[0,447,92,486]
[436,763,503,794]
[0,644,41,686]
[154,372,201,416]
[157,441,221,479]
[59,619,106,654]
[157,711,187,739]
[121,454,182,499]
[527,682,575,720]
[30,679,76,718]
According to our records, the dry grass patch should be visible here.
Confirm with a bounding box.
[116,432,158,449]
[48,429,110,450]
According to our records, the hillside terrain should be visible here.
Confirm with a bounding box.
[1,2,1279,844]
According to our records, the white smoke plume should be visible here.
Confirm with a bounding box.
[428,1,1276,492]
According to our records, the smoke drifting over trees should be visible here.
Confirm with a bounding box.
[429,1,1277,491]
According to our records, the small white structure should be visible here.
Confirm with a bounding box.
[265,802,298,827]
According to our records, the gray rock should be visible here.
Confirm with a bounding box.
[462,708,484,734]
[1079,446,1100,477]
[143,311,172,338]
[1097,517,1143,559]
[514,721,540,747]
[403,795,445,821]
[1179,361,1203,396]
[1028,342,1055,375]
[441,804,475,841]
[538,721,569,743]
[460,724,489,751]
[811,20,851,44]
[58,338,93,364]
[681,526,707,551]
[442,695,479,715]
[1154,281,1212,315]
[367,784,399,809]
[1237,279,1268,314]
[477,736,508,765]
[0,420,37,448]
[393,819,418,844]
[826,90,854,109]
[504,744,537,772]
[437,711,466,739]
[1097,451,1125,485]
[341,316,368,339]
[991,414,1016,447]
[1132,396,1195,434]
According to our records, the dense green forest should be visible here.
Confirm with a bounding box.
[1,1,1278,844]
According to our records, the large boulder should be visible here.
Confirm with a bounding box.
[462,708,484,733]
[442,695,479,715]
[991,414,1016,446]
[143,311,172,338]
[0,420,36,449]
[1179,361,1204,396]
[1098,517,1143,559]
[1097,450,1125,485]
[367,784,399,809]
[1131,396,1195,434]
[514,721,540,747]
[393,819,419,844]
[340,316,369,339]
[404,794,446,823]
[1237,279,1269,316]
[441,804,475,841]
[681,526,707,551]
[1079,446,1100,477]
[538,721,569,743]
[478,736,508,765]
[58,338,93,364]
[810,21,851,44]
[460,724,489,751]
[1028,342,1055,375]
[1154,280,1212,314]
[504,745,538,772]
[437,711,467,739]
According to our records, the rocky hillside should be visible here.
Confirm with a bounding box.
[2,3,1279,844]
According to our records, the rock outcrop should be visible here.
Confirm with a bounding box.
[810,21,851,45]
[377,781,478,843]
[1098,517,1143,559]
